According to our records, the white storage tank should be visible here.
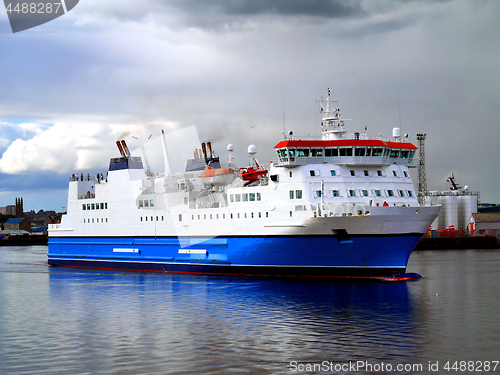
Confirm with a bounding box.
[427,195,441,230]
[458,194,477,231]
[441,194,458,229]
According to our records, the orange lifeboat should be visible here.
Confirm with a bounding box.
[201,166,236,186]
[237,167,268,182]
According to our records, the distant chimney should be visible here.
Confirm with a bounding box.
[15,197,23,218]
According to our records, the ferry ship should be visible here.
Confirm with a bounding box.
[48,90,440,279]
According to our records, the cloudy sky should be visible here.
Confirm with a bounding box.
[0,0,499,212]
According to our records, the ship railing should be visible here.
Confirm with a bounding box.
[69,174,107,183]
[195,201,225,209]
[78,193,95,199]
[284,133,374,141]
[426,190,480,197]
[48,223,61,230]
[141,188,155,195]
[313,203,371,218]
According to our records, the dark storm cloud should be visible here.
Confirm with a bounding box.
[81,0,366,30]
[174,0,365,18]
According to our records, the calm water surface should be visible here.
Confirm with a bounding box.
[1,246,499,374]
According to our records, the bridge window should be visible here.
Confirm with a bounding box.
[330,170,336,176]
[289,191,294,199]
[278,149,288,162]
[364,170,369,176]
[387,190,395,197]
[311,149,323,157]
[362,190,369,197]
[348,190,356,197]
[409,150,415,162]
[373,148,384,157]
[355,147,366,156]
[235,194,241,202]
[325,148,339,157]
[339,147,353,156]
[296,149,309,157]
[399,190,405,197]
[374,190,382,197]
[331,190,340,197]
[366,148,372,156]
[242,194,248,202]
[390,149,400,158]
[249,193,255,201]
[257,192,261,201]
[350,170,355,176]
[296,190,302,199]
[400,150,409,159]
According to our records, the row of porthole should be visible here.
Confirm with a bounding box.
[189,212,270,221]
[140,216,164,222]
[307,169,409,178]
[229,192,262,203]
[137,212,272,222]
[311,189,415,198]
[83,218,108,223]
[82,202,108,210]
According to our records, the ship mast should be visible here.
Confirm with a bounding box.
[318,88,351,140]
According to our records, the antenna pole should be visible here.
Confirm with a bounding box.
[282,88,286,139]
[398,92,402,133]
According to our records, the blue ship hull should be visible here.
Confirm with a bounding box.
[48,234,423,278]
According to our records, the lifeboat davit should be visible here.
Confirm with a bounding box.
[238,167,268,182]
[200,166,236,186]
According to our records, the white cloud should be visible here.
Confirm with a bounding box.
[0,123,159,174]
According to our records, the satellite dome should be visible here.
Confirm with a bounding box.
[248,145,257,155]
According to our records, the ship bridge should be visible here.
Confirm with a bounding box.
[274,88,418,168]
[273,139,417,167]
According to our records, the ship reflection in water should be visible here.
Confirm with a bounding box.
[1,246,500,375]
[44,270,418,374]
